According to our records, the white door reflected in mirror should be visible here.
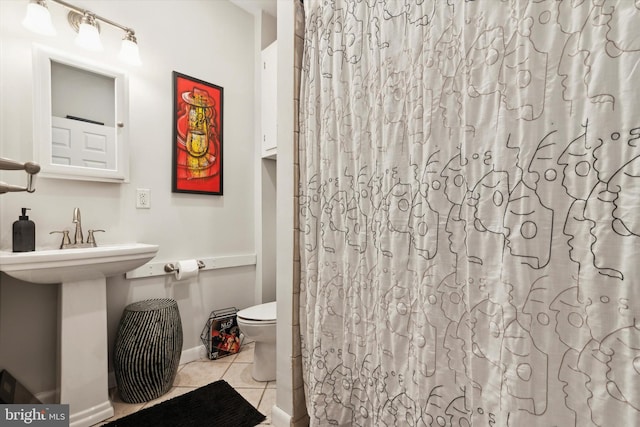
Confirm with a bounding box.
[32,45,129,183]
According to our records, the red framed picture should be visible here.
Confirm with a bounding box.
[172,71,223,195]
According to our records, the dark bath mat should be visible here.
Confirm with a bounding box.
[102,379,266,427]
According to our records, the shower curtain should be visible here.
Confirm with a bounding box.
[298,0,640,426]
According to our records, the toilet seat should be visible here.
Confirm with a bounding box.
[238,318,276,326]
[237,301,276,323]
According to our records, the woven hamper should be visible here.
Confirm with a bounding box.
[113,298,183,403]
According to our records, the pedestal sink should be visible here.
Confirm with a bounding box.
[0,243,159,427]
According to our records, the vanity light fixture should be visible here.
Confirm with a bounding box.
[73,12,102,51]
[22,0,141,65]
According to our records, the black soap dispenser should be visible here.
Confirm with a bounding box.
[13,208,35,252]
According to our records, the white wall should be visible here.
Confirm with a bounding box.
[259,12,278,305]
[0,0,258,396]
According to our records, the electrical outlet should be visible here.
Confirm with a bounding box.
[136,188,150,209]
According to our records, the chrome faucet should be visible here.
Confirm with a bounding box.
[72,207,84,245]
[50,208,105,249]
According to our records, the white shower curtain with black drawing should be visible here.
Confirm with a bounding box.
[298,1,640,426]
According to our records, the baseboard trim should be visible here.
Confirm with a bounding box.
[34,389,56,404]
[179,345,207,365]
[271,404,292,427]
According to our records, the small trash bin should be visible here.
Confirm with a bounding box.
[113,298,183,403]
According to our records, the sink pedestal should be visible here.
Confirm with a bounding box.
[0,244,159,427]
[59,279,113,427]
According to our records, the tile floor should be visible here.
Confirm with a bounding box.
[94,342,275,426]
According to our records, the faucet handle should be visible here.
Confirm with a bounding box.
[87,229,105,247]
[50,230,71,249]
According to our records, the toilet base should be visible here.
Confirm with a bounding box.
[252,341,276,382]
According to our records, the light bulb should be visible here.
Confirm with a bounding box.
[22,0,56,36]
[75,14,103,51]
[119,32,142,66]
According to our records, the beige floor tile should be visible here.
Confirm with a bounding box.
[93,390,145,425]
[266,380,277,389]
[235,341,255,363]
[223,362,266,388]
[173,360,230,387]
[218,353,238,363]
[258,388,276,424]
[234,387,265,408]
[105,400,143,421]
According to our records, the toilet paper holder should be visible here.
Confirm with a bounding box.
[163,260,205,274]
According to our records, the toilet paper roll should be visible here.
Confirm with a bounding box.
[175,259,199,280]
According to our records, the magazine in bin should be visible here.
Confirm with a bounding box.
[200,307,243,359]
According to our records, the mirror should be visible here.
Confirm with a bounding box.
[32,45,129,183]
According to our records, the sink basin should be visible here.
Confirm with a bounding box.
[0,243,159,284]
[0,243,159,427]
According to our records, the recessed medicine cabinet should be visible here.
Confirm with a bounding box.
[32,45,130,183]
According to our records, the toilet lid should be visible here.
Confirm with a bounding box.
[237,301,276,322]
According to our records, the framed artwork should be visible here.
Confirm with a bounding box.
[172,71,223,195]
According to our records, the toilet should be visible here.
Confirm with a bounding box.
[236,301,277,382]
